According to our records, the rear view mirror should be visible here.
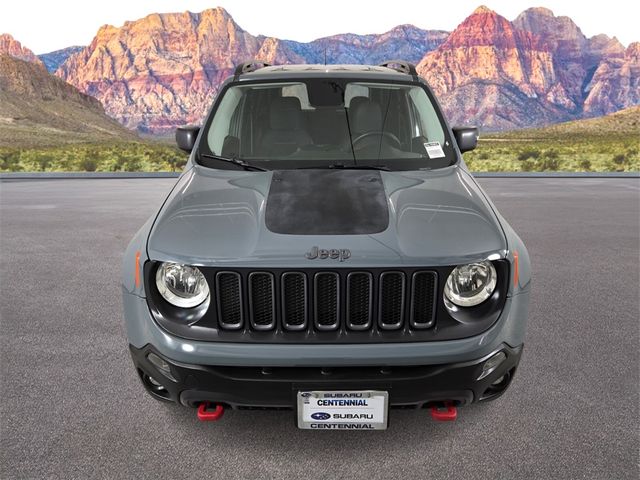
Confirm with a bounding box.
[452,126,479,153]
[176,125,201,153]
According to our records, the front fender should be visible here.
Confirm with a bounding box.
[122,216,155,297]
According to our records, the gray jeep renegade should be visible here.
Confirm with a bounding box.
[122,61,531,429]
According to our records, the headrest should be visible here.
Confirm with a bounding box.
[348,96,369,111]
[349,99,382,135]
[269,96,303,130]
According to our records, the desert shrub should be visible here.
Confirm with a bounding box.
[626,147,638,156]
[517,149,540,161]
[520,160,535,172]
[166,156,188,171]
[578,159,591,171]
[545,149,559,160]
[612,153,626,165]
[107,156,127,172]
[122,158,142,171]
[80,158,97,172]
[0,150,21,171]
[539,158,560,171]
[36,155,54,171]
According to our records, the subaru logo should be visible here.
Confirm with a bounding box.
[311,412,331,420]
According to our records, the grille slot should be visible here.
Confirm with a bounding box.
[314,272,340,330]
[410,272,437,328]
[346,272,373,330]
[248,272,275,330]
[282,272,308,330]
[378,272,406,330]
[216,272,243,329]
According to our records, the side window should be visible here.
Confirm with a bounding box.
[408,87,445,145]
[207,88,243,155]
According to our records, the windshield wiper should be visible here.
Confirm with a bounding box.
[199,153,267,172]
[331,164,390,171]
[297,163,390,171]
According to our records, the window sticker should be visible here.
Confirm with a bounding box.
[424,141,445,159]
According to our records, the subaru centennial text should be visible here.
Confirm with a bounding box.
[122,60,531,429]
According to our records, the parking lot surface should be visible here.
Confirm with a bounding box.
[1,178,638,479]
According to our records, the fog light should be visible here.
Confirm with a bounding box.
[148,376,162,387]
[477,351,506,380]
[147,352,177,382]
[492,375,505,385]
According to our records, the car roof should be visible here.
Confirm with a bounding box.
[238,64,419,83]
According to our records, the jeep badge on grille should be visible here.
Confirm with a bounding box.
[305,246,351,262]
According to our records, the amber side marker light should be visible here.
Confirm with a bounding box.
[135,251,141,288]
[513,250,519,287]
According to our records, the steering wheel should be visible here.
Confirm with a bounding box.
[352,131,401,149]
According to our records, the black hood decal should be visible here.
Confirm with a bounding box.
[265,169,389,235]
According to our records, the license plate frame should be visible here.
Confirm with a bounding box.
[296,390,389,430]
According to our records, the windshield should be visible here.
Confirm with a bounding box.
[201,79,456,170]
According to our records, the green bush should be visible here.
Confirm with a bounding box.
[80,158,97,172]
[579,159,592,171]
[1,135,637,173]
[545,149,559,160]
[0,142,187,173]
[520,160,535,172]
[517,149,540,161]
[612,153,626,165]
[540,158,560,171]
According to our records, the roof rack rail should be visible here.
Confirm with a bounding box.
[378,60,418,76]
[233,60,271,79]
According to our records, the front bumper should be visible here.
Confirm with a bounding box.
[130,343,523,409]
[123,291,530,367]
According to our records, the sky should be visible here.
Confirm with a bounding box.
[1,0,638,54]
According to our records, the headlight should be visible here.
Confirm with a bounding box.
[444,261,497,307]
[155,262,210,308]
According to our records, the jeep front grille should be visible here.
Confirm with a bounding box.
[410,272,437,328]
[248,272,275,330]
[211,269,437,333]
[216,272,243,329]
[147,261,509,343]
[314,272,340,330]
[282,272,307,330]
[379,272,406,329]
[346,272,373,330]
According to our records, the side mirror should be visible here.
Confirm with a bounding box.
[176,125,201,153]
[452,126,479,153]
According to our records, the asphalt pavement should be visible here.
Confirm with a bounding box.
[0,177,638,479]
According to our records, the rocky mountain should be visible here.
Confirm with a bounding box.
[416,6,638,130]
[583,43,640,116]
[39,46,85,72]
[256,25,448,70]
[55,8,448,133]
[53,6,639,133]
[512,7,635,118]
[417,6,562,130]
[57,9,267,132]
[0,54,135,147]
[282,25,449,65]
[0,34,44,66]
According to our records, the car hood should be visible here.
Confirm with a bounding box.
[147,165,507,267]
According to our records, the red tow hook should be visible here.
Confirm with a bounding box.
[430,402,457,421]
[197,402,225,422]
